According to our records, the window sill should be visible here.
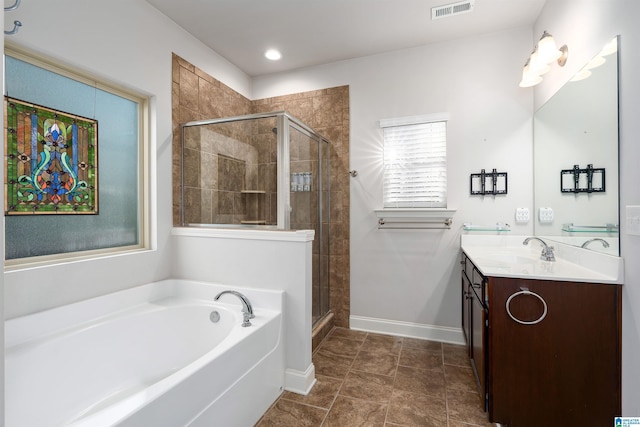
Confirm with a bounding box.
[374,208,456,229]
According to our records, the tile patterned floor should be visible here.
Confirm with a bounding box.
[256,327,497,427]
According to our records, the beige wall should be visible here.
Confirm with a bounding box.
[172,54,351,328]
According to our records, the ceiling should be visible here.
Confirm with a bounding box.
[145,0,546,77]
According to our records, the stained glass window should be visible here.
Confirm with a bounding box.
[4,51,144,261]
[5,97,98,214]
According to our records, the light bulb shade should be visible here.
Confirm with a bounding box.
[529,49,551,76]
[519,61,543,87]
[537,31,562,64]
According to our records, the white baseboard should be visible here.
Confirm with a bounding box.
[284,364,316,395]
[350,315,465,345]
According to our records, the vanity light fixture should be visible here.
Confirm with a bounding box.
[536,31,568,66]
[519,31,568,88]
[528,48,551,76]
[519,58,543,88]
[264,49,282,61]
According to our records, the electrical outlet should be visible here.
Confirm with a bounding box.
[515,207,530,223]
[627,206,640,236]
[539,207,554,223]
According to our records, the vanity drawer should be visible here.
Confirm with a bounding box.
[461,252,474,279]
[472,266,487,306]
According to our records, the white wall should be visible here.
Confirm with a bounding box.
[534,0,640,416]
[254,27,535,334]
[3,0,252,319]
[171,228,316,394]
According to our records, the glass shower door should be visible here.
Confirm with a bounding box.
[180,112,331,327]
[288,124,330,325]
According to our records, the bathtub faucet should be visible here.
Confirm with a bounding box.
[214,290,255,327]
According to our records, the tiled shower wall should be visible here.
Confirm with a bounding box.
[172,54,351,328]
[182,125,263,224]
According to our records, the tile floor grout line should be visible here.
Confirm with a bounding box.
[318,330,369,426]
[312,326,337,356]
[266,326,351,427]
[260,330,492,426]
[443,342,453,427]
[311,326,349,425]
[383,338,405,426]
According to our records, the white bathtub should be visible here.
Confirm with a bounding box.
[5,279,285,427]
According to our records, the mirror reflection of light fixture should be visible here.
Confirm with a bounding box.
[585,55,606,70]
[570,37,618,83]
[569,68,592,82]
[518,30,568,88]
[600,38,618,56]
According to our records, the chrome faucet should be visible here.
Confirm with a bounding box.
[581,238,610,249]
[214,290,255,327]
[523,237,556,262]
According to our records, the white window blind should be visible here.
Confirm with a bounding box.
[381,115,447,208]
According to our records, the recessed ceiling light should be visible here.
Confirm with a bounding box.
[265,49,282,61]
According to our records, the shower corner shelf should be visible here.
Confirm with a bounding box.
[241,191,267,225]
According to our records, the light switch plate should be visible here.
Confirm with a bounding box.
[539,207,554,223]
[626,206,640,236]
[515,207,530,223]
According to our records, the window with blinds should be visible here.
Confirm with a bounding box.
[381,114,448,208]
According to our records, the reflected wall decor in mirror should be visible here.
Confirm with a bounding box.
[534,36,620,255]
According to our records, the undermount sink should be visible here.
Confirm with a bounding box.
[461,235,623,284]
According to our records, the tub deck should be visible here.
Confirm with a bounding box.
[5,280,285,427]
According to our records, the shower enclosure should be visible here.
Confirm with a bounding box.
[180,112,330,326]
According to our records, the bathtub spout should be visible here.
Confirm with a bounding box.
[214,290,255,327]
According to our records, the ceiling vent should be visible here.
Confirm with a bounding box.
[431,0,475,20]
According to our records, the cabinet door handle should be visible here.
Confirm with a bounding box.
[505,289,548,325]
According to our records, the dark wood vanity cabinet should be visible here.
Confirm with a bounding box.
[460,251,622,427]
[461,253,488,409]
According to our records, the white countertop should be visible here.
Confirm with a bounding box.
[461,235,624,284]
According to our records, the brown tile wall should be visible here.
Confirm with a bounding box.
[251,88,350,328]
[172,53,350,328]
[172,54,253,225]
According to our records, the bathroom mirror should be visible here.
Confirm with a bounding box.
[534,36,620,255]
